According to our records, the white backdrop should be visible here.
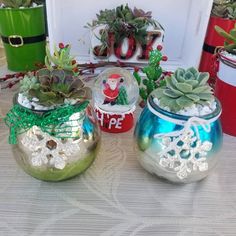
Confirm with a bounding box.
[46,0,213,70]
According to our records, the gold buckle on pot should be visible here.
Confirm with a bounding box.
[8,35,24,48]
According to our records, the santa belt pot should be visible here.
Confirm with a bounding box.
[1,34,46,47]
[94,104,136,133]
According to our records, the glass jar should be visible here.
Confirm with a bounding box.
[6,94,100,182]
[134,94,223,184]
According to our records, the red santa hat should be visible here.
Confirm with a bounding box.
[108,74,122,80]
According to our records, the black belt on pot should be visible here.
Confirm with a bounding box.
[203,43,217,54]
[1,34,46,48]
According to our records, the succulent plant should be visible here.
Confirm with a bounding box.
[133,46,167,102]
[1,0,32,8]
[23,68,91,107]
[215,23,236,55]
[154,67,214,113]
[45,43,79,74]
[86,4,159,54]
[19,72,40,94]
[211,0,236,19]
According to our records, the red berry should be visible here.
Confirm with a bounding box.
[59,43,65,49]
[73,67,79,73]
[72,60,77,65]
[157,45,163,51]
[162,56,168,61]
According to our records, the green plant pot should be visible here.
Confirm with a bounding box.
[0,5,46,71]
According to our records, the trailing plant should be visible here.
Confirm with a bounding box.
[133,45,167,102]
[21,68,91,107]
[211,0,236,19]
[45,43,79,74]
[153,67,214,113]
[215,23,236,55]
[86,4,160,54]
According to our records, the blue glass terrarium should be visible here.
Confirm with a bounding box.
[134,93,223,183]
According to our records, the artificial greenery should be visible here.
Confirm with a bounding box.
[215,23,236,55]
[45,43,79,74]
[153,67,214,113]
[133,46,167,102]
[86,4,159,54]
[212,0,236,19]
[20,68,91,107]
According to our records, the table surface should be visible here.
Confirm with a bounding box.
[1,70,236,236]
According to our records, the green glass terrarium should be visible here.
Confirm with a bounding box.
[4,44,100,181]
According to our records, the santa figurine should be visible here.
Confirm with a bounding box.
[103,73,124,105]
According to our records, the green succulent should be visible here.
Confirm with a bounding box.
[86,4,159,54]
[26,68,91,107]
[133,46,167,102]
[212,0,236,19]
[19,73,40,94]
[1,0,32,8]
[154,67,214,113]
[215,23,236,55]
[45,43,78,74]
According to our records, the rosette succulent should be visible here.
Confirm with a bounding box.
[21,68,91,107]
[154,67,214,112]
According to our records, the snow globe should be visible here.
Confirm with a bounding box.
[134,67,223,183]
[93,67,139,133]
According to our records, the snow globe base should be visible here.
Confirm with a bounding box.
[95,104,135,133]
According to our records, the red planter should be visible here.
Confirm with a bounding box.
[95,105,135,133]
[199,16,236,77]
[215,50,236,136]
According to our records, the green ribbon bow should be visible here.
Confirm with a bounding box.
[4,101,89,145]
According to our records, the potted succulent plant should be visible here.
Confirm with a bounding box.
[214,23,236,136]
[4,43,100,181]
[134,67,222,184]
[0,0,46,71]
[199,0,236,78]
[87,4,164,61]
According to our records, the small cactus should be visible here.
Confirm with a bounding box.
[133,46,167,102]
[154,67,214,112]
[215,23,236,55]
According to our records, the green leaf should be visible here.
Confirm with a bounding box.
[186,80,199,88]
[175,82,193,93]
[192,86,212,94]
[163,89,180,98]
[176,96,194,108]
[185,94,200,102]
[187,67,198,77]
[198,72,210,85]
[198,93,214,101]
